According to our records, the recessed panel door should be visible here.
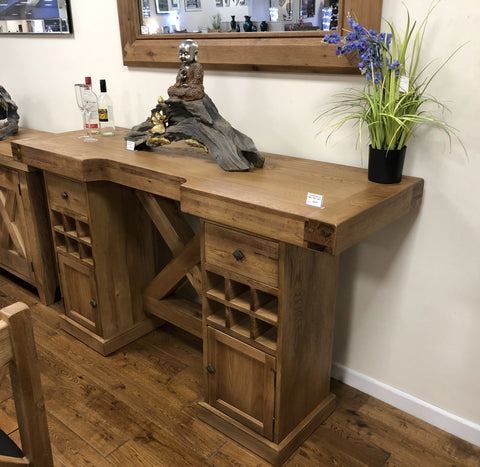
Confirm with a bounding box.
[206,327,276,440]
[58,253,100,334]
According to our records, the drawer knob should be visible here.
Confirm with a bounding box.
[90,300,97,308]
[232,249,244,261]
[206,364,215,374]
[61,191,69,200]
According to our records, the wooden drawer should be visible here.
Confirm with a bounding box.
[44,172,88,217]
[204,223,279,288]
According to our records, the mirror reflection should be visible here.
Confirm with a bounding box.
[140,0,338,34]
[0,0,71,34]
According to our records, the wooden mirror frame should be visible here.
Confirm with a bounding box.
[117,0,383,73]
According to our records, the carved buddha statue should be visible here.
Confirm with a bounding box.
[167,39,205,102]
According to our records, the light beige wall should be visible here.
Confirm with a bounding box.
[1,0,479,432]
[333,0,480,430]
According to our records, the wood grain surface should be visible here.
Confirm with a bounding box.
[13,129,424,255]
[0,273,478,466]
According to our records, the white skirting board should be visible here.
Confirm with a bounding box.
[331,362,480,448]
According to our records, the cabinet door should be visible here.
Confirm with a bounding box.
[0,166,31,281]
[206,327,276,440]
[57,253,100,334]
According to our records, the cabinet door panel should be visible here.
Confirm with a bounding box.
[207,327,276,440]
[58,253,100,333]
[0,166,31,280]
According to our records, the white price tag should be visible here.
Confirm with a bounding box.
[399,75,410,93]
[126,140,136,151]
[306,192,325,209]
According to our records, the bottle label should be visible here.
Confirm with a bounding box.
[98,108,109,122]
[86,123,99,129]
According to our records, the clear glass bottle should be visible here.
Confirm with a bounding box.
[83,76,100,134]
[98,79,115,136]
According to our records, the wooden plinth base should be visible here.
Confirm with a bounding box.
[59,315,162,356]
[197,393,336,466]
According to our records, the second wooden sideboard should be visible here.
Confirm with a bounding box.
[0,129,57,304]
[13,129,423,465]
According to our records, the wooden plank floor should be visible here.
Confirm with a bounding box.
[0,272,479,467]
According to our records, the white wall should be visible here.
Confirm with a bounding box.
[1,0,479,445]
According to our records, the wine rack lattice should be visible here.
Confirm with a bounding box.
[204,269,278,352]
[51,209,93,266]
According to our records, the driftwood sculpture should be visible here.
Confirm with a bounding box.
[0,86,19,141]
[125,39,264,172]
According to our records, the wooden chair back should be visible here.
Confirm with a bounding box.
[0,302,53,466]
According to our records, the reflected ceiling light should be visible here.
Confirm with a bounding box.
[269,7,278,22]
[146,17,159,34]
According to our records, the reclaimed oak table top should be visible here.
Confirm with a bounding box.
[0,128,51,171]
[12,128,423,255]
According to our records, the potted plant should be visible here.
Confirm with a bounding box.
[211,13,222,31]
[319,4,462,183]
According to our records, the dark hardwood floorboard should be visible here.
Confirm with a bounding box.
[0,272,479,466]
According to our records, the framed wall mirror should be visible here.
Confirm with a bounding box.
[0,0,72,34]
[117,0,382,72]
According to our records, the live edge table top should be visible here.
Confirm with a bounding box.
[12,129,423,255]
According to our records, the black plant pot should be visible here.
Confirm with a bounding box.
[368,145,407,184]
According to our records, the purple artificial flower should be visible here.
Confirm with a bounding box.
[388,60,400,70]
[323,32,342,44]
[327,16,403,86]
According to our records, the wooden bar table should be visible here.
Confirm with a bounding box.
[13,129,423,465]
